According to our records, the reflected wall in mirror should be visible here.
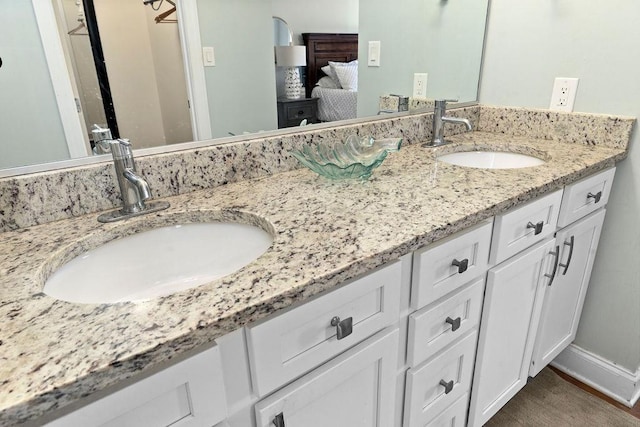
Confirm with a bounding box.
[66,0,194,150]
[0,0,489,174]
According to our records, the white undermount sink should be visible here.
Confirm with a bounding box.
[437,151,545,169]
[44,222,273,304]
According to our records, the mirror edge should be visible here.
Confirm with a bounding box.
[0,101,478,179]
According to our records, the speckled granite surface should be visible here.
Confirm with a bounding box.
[477,105,633,148]
[0,106,632,232]
[0,107,635,425]
[0,108,476,232]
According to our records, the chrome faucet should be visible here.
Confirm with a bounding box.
[97,138,169,223]
[430,99,473,146]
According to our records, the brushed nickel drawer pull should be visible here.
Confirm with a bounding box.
[587,191,602,203]
[439,379,454,394]
[273,412,285,427]
[527,221,544,235]
[445,316,462,331]
[451,258,469,273]
[330,316,353,340]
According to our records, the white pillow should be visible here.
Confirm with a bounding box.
[321,65,340,87]
[333,64,358,91]
[316,76,340,89]
[321,60,358,88]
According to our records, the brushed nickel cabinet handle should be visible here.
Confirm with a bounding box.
[527,221,544,235]
[587,191,602,203]
[445,316,462,331]
[559,235,575,275]
[451,258,469,273]
[544,245,560,286]
[273,412,285,427]
[439,379,454,394]
[330,316,353,340]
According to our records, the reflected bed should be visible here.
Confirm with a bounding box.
[302,33,358,122]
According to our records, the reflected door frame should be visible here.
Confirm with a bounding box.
[32,0,211,159]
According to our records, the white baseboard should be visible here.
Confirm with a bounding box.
[551,344,640,408]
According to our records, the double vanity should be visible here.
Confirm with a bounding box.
[0,106,634,426]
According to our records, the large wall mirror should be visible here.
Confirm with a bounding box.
[0,0,489,176]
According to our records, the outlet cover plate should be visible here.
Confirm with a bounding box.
[413,73,428,99]
[550,77,579,112]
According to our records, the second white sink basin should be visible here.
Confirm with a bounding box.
[437,151,545,169]
[44,222,273,304]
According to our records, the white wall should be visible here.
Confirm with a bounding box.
[480,1,640,373]
[95,0,166,149]
[271,0,358,45]
[0,2,68,169]
[145,4,193,145]
[358,0,487,117]
[197,0,277,137]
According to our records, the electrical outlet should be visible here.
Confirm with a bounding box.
[413,73,428,99]
[550,77,579,112]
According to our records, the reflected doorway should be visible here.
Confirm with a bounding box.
[53,0,193,151]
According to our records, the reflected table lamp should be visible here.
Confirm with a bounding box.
[275,45,307,99]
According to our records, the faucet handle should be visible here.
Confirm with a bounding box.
[434,99,459,111]
[108,138,134,161]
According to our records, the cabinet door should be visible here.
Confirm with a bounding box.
[468,238,556,427]
[530,209,606,376]
[254,328,398,427]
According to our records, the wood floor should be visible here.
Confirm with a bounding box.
[550,367,640,420]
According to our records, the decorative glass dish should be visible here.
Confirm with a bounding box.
[291,135,402,180]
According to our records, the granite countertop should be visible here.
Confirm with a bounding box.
[0,130,628,425]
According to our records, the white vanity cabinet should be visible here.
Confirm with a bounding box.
[468,237,557,427]
[46,346,228,427]
[245,259,405,427]
[404,220,493,427]
[254,328,399,427]
[529,209,605,376]
[37,168,618,427]
[530,167,614,376]
[245,260,403,397]
[468,190,564,427]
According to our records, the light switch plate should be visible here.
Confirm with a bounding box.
[202,47,215,67]
[368,41,381,67]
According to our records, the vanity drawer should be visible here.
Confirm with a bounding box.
[407,277,484,367]
[558,167,615,227]
[246,260,402,396]
[425,392,469,427]
[403,331,477,427]
[411,219,492,310]
[285,102,315,121]
[47,346,227,427]
[490,189,563,264]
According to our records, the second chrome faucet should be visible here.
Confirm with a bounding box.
[429,99,473,146]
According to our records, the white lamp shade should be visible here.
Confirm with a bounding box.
[275,45,307,67]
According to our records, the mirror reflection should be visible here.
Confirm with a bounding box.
[0,0,488,173]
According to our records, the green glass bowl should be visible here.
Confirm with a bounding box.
[291,135,402,180]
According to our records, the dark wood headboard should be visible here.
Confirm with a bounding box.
[302,33,358,98]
